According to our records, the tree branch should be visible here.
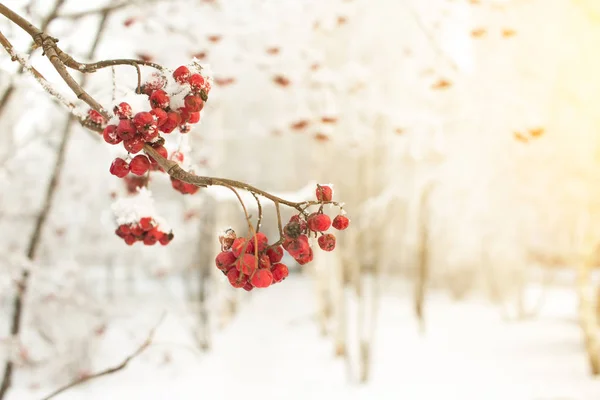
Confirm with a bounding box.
[40,313,166,400]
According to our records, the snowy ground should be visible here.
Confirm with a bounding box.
[12,276,600,400]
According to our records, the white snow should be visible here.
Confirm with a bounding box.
[9,276,600,400]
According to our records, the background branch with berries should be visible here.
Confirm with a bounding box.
[0,3,350,291]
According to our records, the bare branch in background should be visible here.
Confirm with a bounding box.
[40,313,166,400]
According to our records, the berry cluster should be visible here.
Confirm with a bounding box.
[114,216,174,246]
[215,230,289,292]
[103,63,211,193]
[215,185,350,291]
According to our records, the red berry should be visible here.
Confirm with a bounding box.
[116,119,137,140]
[332,215,349,230]
[266,246,284,263]
[123,235,137,245]
[131,225,144,237]
[160,112,181,133]
[184,95,204,112]
[141,128,158,142]
[117,224,131,236]
[188,74,205,91]
[88,109,106,124]
[123,136,145,154]
[271,263,289,283]
[243,282,254,291]
[129,154,150,175]
[236,253,257,275]
[316,185,333,201]
[102,124,121,145]
[159,232,174,245]
[286,236,310,259]
[133,112,157,133]
[318,233,336,251]
[307,213,331,232]
[284,218,306,238]
[150,89,170,109]
[250,269,273,288]
[142,73,167,95]
[227,269,247,288]
[188,111,200,124]
[113,102,132,119]
[171,151,184,163]
[259,254,271,270]
[215,251,237,271]
[139,217,154,231]
[143,235,157,246]
[250,232,269,253]
[231,237,253,257]
[296,247,314,265]
[146,228,164,242]
[151,108,168,127]
[148,145,168,166]
[109,158,129,178]
[173,66,191,83]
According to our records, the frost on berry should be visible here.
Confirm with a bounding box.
[150,89,170,109]
[109,158,129,178]
[123,136,145,154]
[332,215,350,230]
[316,184,333,202]
[87,109,106,125]
[111,188,173,246]
[219,228,236,251]
[113,102,133,119]
[307,213,332,232]
[103,125,121,145]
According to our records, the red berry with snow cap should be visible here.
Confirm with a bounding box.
[173,66,191,84]
[109,158,129,178]
[151,108,168,127]
[133,112,156,133]
[103,125,121,145]
[316,185,333,201]
[88,109,106,125]
[123,136,145,154]
[113,102,132,119]
[188,74,205,91]
[150,89,170,109]
[139,217,154,231]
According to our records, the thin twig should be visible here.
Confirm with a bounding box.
[40,313,166,400]
[251,192,262,234]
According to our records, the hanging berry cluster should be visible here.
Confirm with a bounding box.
[215,185,350,291]
[103,63,210,191]
[115,216,174,246]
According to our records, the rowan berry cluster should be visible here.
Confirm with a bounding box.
[103,63,211,191]
[215,185,350,290]
[114,216,174,246]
